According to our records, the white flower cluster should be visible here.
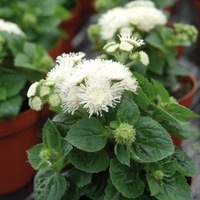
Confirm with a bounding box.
[97,0,167,40]
[29,52,138,117]
[0,19,25,36]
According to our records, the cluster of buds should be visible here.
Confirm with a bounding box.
[173,23,198,46]
[27,80,61,112]
[103,35,149,66]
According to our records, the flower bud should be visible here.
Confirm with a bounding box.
[39,149,52,160]
[103,42,119,53]
[39,85,51,98]
[139,51,149,66]
[153,170,165,180]
[27,82,40,98]
[113,123,136,146]
[22,13,37,27]
[49,93,61,108]
[119,41,133,52]
[29,96,43,111]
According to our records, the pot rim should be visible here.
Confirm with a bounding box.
[0,109,39,138]
[178,73,198,103]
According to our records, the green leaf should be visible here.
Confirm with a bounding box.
[0,87,7,100]
[155,172,192,200]
[68,167,92,188]
[43,119,62,152]
[173,148,197,176]
[51,139,72,172]
[0,74,27,98]
[130,117,174,162]
[146,173,161,196]
[27,144,48,170]
[110,158,145,198]
[117,97,140,125]
[0,95,22,119]
[69,148,109,173]
[34,168,68,200]
[104,179,132,200]
[145,30,167,52]
[66,117,107,152]
[162,121,200,139]
[114,144,130,166]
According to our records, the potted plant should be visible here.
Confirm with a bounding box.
[87,0,198,107]
[0,19,53,195]
[0,0,71,58]
[94,0,176,12]
[26,38,199,199]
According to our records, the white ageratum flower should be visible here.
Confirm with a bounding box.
[127,6,167,32]
[60,85,80,114]
[125,0,155,8]
[44,55,139,117]
[139,51,149,66]
[78,76,122,117]
[27,82,40,98]
[119,27,134,37]
[0,19,25,36]
[119,35,145,48]
[98,7,131,40]
[56,52,85,65]
[46,61,74,89]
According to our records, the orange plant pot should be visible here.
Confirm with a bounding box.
[0,109,40,195]
[177,74,198,108]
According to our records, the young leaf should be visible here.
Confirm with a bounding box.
[69,148,109,173]
[34,168,68,200]
[43,119,62,152]
[130,117,174,162]
[117,97,140,125]
[173,148,197,177]
[114,144,130,166]
[110,158,145,198]
[154,172,192,200]
[104,179,131,200]
[27,144,48,170]
[68,168,92,188]
[66,117,107,152]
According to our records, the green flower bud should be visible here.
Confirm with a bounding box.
[27,82,40,98]
[39,149,52,160]
[113,123,136,146]
[119,41,134,52]
[49,93,61,108]
[22,13,37,27]
[139,51,149,66]
[29,96,43,111]
[103,42,119,53]
[39,85,51,98]
[153,170,165,180]
[39,56,53,70]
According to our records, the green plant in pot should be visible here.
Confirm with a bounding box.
[0,0,71,50]
[0,19,54,119]
[27,38,199,199]
[94,0,175,12]
[88,0,198,103]
[0,19,54,195]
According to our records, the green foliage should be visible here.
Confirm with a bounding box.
[0,31,53,119]
[0,0,71,49]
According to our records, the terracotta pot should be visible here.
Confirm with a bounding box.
[177,74,198,107]
[48,39,63,60]
[80,0,96,15]
[0,109,40,195]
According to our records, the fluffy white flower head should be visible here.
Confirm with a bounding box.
[52,55,138,117]
[98,7,131,40]
[118,35,145,48]
[128,6,167,32]
[0,19,25,36]
[56,52,85,65]
[125,0,155,8]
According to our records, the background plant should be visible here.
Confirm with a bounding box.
[0,20,53,119]
[88,0,198,93]
[26,42,199,199]
[0,0,71,50]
